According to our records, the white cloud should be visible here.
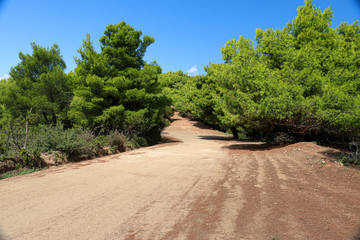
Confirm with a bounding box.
[186,65,199,76]
[0,74,10,80]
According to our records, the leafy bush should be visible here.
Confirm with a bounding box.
[0,118,158,169]
[106,130,128,152]
[0,132,6,161]
[0,120,28,161]
[19,148,44,168]
[127,136,148,149]
[29,124,98,160]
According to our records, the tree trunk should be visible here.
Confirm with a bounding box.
[43,112,49,124]
[24,108,32,149]
[51,110,57,125]
[231,126,239,139]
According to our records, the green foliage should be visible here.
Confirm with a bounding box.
[159,71,220,125]
[19,148,43,168]
[106,130,127,152]
[0,21,171,173]
[2,43,72,126]
[0,120,139,167]
[185,74,221,126]
[0,119,28,159]
[29,124,98,160]
[253,0,360,140]
[159,71,188,117]
[74,34,110,78]
[2,3,360,171]
[0,133,6,161]
[167,0,360,147]
[100,22,155,75]
[0,120,98,165]
[71,21,170,144]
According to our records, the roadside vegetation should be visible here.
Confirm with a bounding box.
[160,0,360,165]
[0,22,172,175]
[1,0,359,177]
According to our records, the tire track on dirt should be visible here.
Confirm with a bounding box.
[234,152,303,239]
[228,142,360,240]
[160,158,233,239]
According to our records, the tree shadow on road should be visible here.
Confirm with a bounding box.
[169,118,181,122]
[222,142,289,151]
[318,149,341,159]
[198,135,234,141]
[160,136,183,144]
[192,121,213,130]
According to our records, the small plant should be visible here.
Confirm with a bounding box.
[107,130,128,152]
[20,148,31,167]
[109,147,116,153]
[19,148,43,168]
[0,137,6,160]
[339,154,360,166]
[94,135,107,150]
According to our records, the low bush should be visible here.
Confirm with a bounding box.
[19,148,44,168]
[0,135,6,161]
[0,121,28,161]
[29,124,99,160]
[0,117,167,171]
[0,123,101,165]
[106,130,128,152]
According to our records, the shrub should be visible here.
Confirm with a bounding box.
[0,120,28,161]
[106,130,128,152]
[0,134,6,161]
[19,148,44,168]
[29,124,98,160]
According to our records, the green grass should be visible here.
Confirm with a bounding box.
[0,168,42,180]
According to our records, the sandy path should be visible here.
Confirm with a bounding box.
[0,114,360,240]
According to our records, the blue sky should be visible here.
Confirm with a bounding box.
[0,0,359,79]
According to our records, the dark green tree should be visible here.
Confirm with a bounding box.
[70,22,170,145]
[5,43,71,126]
[196,0,360,143]
[100,22,154,75]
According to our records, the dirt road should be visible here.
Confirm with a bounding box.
[1,114,360,240]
